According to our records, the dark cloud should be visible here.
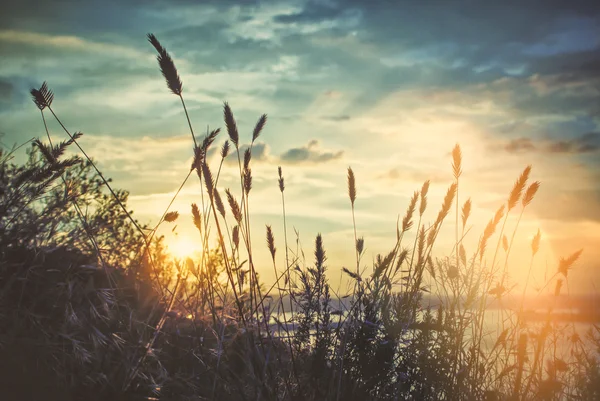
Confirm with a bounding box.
[0,79,14,103]
[547,132,600,154]
[504,138,537,154]
[279,0,600,47]
[215,139,344,165]
[221,142,271,165]
[501,133,600,155]
[271,0,600,102]
[280,139,343,164]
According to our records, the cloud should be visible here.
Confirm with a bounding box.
[218,140,344,165]
[504,138,537,153]
[322,114,350,121]
[0,30,151,60]
[547,132,600,153]
[0,79,13,104]
[502,133,600,154]
[222,141,272,165]
[279,139,344,164]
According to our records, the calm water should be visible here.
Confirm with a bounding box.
[265,299,598,358]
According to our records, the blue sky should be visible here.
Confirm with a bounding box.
[1,0,599,292]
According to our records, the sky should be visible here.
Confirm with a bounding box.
[1,0,599,294]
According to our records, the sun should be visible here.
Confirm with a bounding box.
[167,236,200,260]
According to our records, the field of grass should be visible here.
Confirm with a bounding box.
[0,34,599,401]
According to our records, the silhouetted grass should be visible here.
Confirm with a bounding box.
[0,33,598,401]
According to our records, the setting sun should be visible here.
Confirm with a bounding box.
[167,236,200,260]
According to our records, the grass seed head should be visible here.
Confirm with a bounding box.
[266,225,276,261]
[452,144,462,179]
[278,166,285,192]
[147,33,183,96]
[223,102,239,148]
[30,81,54,110]
[252,114,267,143]
[508,165,531,211]
[347,167,356,206]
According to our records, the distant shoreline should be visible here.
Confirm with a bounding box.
[266,294,600,322]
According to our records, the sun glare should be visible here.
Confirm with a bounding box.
[167,236,200,260]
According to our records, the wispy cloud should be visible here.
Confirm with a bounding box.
[0,30,151,60]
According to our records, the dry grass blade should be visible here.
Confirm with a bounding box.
[278,166,285,192]
[30,81,54,110]
[191,203,202,231]
[558,249,583,277]
[243,148,251,171]
[191,146,204,172]
[147,33,183,96]
[221,140,230,159]
[508,165,531,211]
[214,188,226,218]
[33,139,57,164]
[459,244,466,266]
[554,279,563,296]
[223,102,239,148]
[243,169,252,195]
[252,114,267,143]
[426,255,435,279]
[342,266,360,281]
[419,180,430,216]
[402,191,419,232]
[522,181,540,207]
[164,211,179,223]
[461,198,471,228]
[266,225,276,261]
[435,182,457,224]
[418,226,426,259]
[347,167,356,206]
[232,225,240,248]
[531,229,541,256]
[427,224,437,248]
[226,189,242,223]
[356,237,364,255]
[395,248,409,273]
[201,163,215,197]
[480,205,505,260]
[202,128,221,153]
[452,144,462,179]
[315,233,326,268]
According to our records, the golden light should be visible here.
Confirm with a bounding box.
[167,236,200,260]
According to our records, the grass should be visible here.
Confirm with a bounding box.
[0,33,599,401]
